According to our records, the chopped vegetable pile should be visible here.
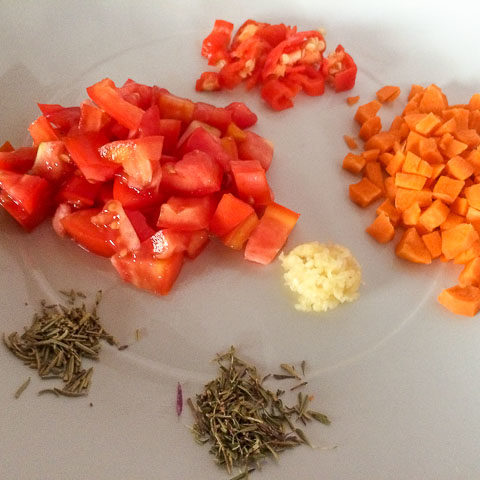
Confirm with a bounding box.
[343,84,480,316]
[0,78,300,296]
[196,19,357,110]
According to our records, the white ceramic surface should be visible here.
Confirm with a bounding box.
[1,1,480,479]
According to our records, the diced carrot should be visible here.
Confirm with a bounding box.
[402,202,421,226]
[384,176,396,201]
[458,257,480,287]
[422,231,442,259]
[379,152,394,167]
[403,92,422,115]
[402,151,433,177]
[376,199,401,226]
[395,227,432,264]
[468,93,480,111]
[446,155,474,180]
[349,177,382,207]
[342,152,365,174]
[469,111,480,133]
[408,84,424,101]
[455,129,480,148]
[366,213,395,243]
[365,132,396,153]
[389,116,410,140]
[443,108,470,130]
[390,115,405,133]
[362,149,381,162]
[376,85,401,103]
[418,136,444,164]
[347,96,360,106]
[433,117,457,136]
[466,205,480,225]
[429,164,445,181]
[354,100,382,125]
[454,241,480,264]
[404,113,427,131]
[418,84,448,114]
[441,223,479,260]
[359,116,382,141]
[418,199,450,231]
[437,285,480,316]
[438,133,468,158]
[405,131,427,156]
[344,135,358,150]
[415,113,442,136]
[386,151,405,176]
[465,183,480,209]
[364,161,384,192]
[395,188,432,211]
[395,172,427,191]
[432,176,465,204]
[465,149,480,174]
[440,212,465,231]
[451,196,468,216]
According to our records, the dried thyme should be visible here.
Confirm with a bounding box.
[3,290,116,398]
[188,347,330,476]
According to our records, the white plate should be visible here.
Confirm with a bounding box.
[1,1,480,479]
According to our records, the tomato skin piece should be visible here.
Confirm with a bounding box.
[209,193,255,236]
[55,175,102,208]
[0,147,37,173]
[237,131,274,171]
[28,116,59,146]
[111,250,184,296]
[157,195,218,231]
[230,160,273,206]
[225,102,258,129]
[0,141,14,152]
[64,132,121,182]
[161,150,222,196]
[61,208,118,257]
[31,141,73,183]
[87,78,145,131]
[38,104,81,135]
[244,202,300,264]
[0,170,52,231]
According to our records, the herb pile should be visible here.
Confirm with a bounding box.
[3,290,116,398]
[188,347,330,478]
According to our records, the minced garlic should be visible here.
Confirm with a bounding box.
[279,242,361,312]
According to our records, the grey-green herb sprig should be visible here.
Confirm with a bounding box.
[188,347,330,476]
[3,290,116,398]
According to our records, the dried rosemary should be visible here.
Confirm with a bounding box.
[3,290,116,398]
[188,347,330,476]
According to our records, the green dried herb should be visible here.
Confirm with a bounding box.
[189,347,330,476]
[3,290,116,398]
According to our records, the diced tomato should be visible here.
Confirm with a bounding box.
[0,170,52,231]
[111,250,184,296]
[99,136,164,188]
[31,141,73,183]
[0,147,37,173]
[186,229,210,258]
[161,150,222,196]
[0,141,14,152]
[230,160,273,205]
[237,131,274,170]
[177,121,221,148]
[322,45,357,93]
[261,77,301,111]
[64,132,121,182]
[196,72,221,92]
[225,102,258,129]
[157,195,217,231]
[91,199,140,254]
[113,174,163,210]
[182,127,232,171]
[61,208,118,257]
[98,181,113,204]
[52,203,72,237]
[201,19,234,66]
[28,116,59,146]
[156,90,195,123]
[87,78,145,131]
[140,229,192,259]
[222,212,259,250]
[78,101,111,134]
[220,137,238,162]
[192,102,232,132]
[125,209,156,242]
[38,104,81,135]
[118,79,153,110]
[55,175,102,208]
[226,122,247,142]
[209,193,255,236]
[244,202,300,264]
